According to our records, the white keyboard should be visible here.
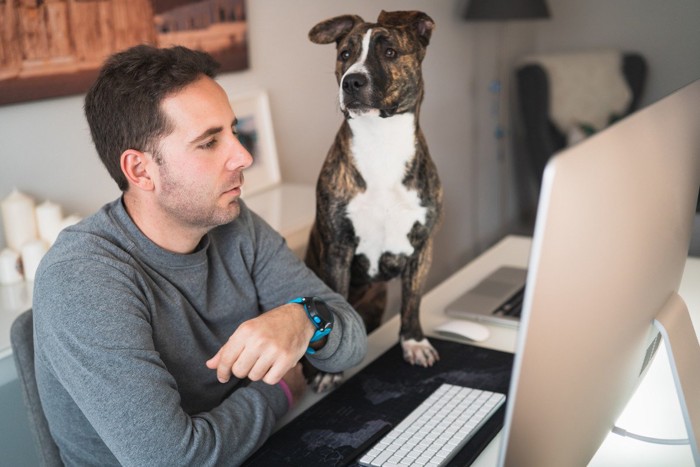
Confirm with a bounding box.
[358,383,506,467]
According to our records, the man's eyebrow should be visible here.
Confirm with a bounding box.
[189,119,238,145]
[189,126,223,145]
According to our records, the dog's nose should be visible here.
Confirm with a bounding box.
[342,73,367,95]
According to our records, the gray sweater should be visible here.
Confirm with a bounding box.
[33,198,367,466]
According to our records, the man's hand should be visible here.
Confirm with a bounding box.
[206,303,315,385]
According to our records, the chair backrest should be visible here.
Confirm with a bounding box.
[10,309,63,467]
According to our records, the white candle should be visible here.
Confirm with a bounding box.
[1,189,38,251]
[0,248,23,285]
[35,200,63,245]
[21,239,48,282]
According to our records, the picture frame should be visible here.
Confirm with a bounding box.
[0,0,248,106]
[231,90,281,196]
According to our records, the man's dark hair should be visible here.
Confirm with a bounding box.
[84,45,220,191]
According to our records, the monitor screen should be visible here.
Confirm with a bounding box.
[499,79,700,466]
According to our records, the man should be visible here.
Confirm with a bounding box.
[32,45,367,466]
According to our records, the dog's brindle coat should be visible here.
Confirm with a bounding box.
[306,11,443,380]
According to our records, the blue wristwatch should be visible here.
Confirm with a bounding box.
[290,297,334,354]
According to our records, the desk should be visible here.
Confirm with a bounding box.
[281,235,699,466]
[1,235,697,464]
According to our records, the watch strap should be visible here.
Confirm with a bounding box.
[289,297,333,354]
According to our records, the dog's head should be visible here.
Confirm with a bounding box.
[309,10,434,119]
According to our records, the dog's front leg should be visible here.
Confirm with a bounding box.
[399,240,439,367]
[321,243,355,299]
[309,243,355,392]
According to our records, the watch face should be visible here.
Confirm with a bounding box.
[313,298,331,321]
[309,297,333,331]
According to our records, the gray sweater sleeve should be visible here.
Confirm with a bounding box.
[32,200,367,466]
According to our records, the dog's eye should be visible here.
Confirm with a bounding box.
[339,50,351,62]
[385,48,397,58]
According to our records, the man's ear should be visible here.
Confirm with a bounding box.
[121,149,155,191]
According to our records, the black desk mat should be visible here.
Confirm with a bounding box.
[244,338,514,466]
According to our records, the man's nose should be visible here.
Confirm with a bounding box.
[226,137,254,171]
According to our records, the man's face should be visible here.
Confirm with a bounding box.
[152,76,253,231]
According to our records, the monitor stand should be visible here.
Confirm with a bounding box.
[653,292,700,464]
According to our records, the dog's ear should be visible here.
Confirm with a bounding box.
[377,10,435,47]
[309,15,364,45]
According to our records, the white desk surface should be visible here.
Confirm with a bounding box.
[281,234,699,466]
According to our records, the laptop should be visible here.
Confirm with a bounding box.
[445,266,528,328]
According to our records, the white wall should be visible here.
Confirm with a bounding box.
[1,0,699,293]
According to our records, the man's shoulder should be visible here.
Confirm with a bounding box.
[40,200,135,273]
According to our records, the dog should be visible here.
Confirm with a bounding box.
[305,10,443,388]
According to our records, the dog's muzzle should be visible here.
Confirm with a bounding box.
[340,72,399,118]
[340,72,371,111]
[342,72,367,97]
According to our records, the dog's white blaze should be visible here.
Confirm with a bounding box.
[346,112,427,276]
[339,29,373,111]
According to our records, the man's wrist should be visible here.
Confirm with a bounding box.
[291,303,317,342]
[289,297,334,354]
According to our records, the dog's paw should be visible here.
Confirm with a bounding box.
[311,371,344,393]
[400,337,439,367]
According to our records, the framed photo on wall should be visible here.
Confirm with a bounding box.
[231,90,281,196]
[0,0,249,106]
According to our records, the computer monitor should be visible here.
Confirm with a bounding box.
[499,79,700,466]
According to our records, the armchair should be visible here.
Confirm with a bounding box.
[516,51,647,190]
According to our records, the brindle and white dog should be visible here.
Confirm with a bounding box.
[305,11,443,388]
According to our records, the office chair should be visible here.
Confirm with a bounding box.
[516,51,647,190]
[10,309,63,467]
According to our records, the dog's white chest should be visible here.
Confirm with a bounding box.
[346,113,427,276]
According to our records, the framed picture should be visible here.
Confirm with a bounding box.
[0,0,248,106]
[231,90,281,196]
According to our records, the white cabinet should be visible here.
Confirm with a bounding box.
[0,282,36,465]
